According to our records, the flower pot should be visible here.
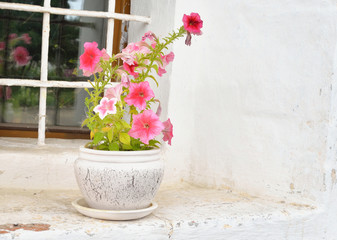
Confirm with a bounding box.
[74,147,164,210]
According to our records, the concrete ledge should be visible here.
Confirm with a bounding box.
[0,185,322,240]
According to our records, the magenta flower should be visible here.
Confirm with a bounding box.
[21,33,31,44]
[125,81,155,110]
[162,118,173,145]
[79,42,102,75]
[129,110,164,144]
[183,13,203,34]
[12,46,31,66]
[123,61,139,78]
[93,97,117,119]
[182,13,203,46]
[105,83,123,102]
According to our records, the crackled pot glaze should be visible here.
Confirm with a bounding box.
[74,147,164,210]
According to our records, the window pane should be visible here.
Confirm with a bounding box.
[8,0,43,6]
[0,9,42,79]
[48,14,107,80]
[51,0,106,11]
[46,87,90,127]
[0,86,40,124]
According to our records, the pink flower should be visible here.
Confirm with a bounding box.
[123,61,139,78]
[120,42,151,65]
[129,110,164,144]
[157,51,174,76]
[161,52,175,67]
[116,69,130,87]
[9,33,17,40]
[182,13,203,46]
[142,31,157,42]
[12,46,31,66]
[125,81,155,110]
[162,118,173,145]
[21,33,31,44]
[79,42,103,75]
[0,42,5,51]
[101,48,110,61]
[105,83,123,102]
[158,67,166,77]
[183,13,203,34]
[93,97,117,119]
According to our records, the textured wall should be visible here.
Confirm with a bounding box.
[168,0,337,203]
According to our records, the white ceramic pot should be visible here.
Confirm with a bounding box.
[74,147,164,210]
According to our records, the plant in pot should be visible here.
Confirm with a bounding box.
[73,12,203,219]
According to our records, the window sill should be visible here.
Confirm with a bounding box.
[0,186,320,239]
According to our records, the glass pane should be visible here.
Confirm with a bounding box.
[48,0,107,80]
[47,0,107,128]
[51,0,106,11]
[0,9,42,79]
[46,87,90,127]
[9,0,43,6]
[48,15,107,80]
[0,8,42,125]
[0,86,40,124]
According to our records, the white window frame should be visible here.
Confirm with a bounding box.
[0,0,150,145]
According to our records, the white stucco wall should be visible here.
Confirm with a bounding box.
[167,0,337,203]
[2,0,337,208]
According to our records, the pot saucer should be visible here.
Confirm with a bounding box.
[72,198,158,221]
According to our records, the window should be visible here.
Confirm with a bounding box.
[0,0,150,144]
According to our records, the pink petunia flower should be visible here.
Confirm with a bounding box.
[161,52,175,67]
[158,67,166,77]
[162,118,173,145]
[93,97,117,119]
[157,51,174,76]
[120,41,151,65]
[116,69,130,87]
[9,33,18,40]
[142,31,157,42]
[123,61,139,78]
[183,13,203,34]
[125,81,154,110]
[79,42,103,75]
[21,33,31,44]
[182,13,203,46]
[12,46,31,66]
[105,83,123,102]
[129,110,164,144]
[0,42,5,51]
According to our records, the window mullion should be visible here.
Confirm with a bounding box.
[37,0,51,146]
[105,0,116,56]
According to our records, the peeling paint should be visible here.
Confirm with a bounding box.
[0,224,50,233]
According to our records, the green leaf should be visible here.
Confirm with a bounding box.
[122,144,132,150]
[115,121,122,131]
[107,129,113,143]
[119,132,131,145]
[109,142,119,151]
[148,75,159,87]
[98,144,109,150]
[93,132,104,145]
[120,119,131,129]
